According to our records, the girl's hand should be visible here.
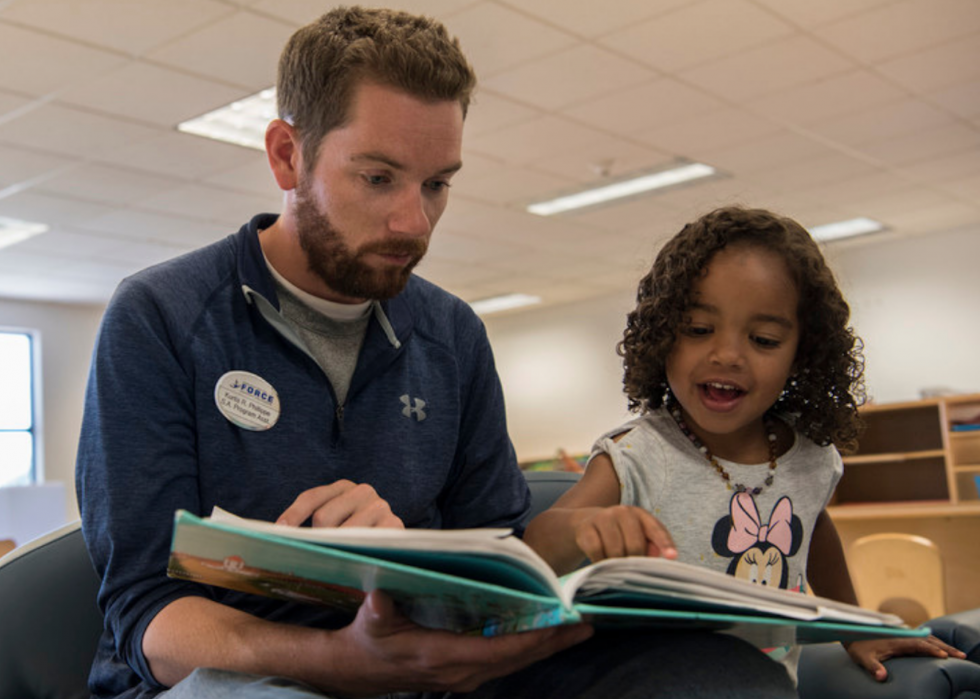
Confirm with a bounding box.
[844,635,967,681]
[574,505,677,563]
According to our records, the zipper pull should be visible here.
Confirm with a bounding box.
[335,404,344,433]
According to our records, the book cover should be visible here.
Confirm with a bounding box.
[167,509,927,645]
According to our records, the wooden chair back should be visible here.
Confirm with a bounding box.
[848,533,946,627]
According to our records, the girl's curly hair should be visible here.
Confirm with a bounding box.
[619,206,866,453]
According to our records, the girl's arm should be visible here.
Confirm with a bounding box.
[807,508,965,681]
[523,454,676,575]
[807,509,858,604]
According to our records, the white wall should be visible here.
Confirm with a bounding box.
[486,224,980,462]
[484,290,636,462]
[828,225,980,403]
[0,298,105,523]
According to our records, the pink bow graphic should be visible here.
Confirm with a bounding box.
[727,492,794,555]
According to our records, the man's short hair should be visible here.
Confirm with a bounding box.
[277,5,477,171]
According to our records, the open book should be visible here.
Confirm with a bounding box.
[167,508,926,647]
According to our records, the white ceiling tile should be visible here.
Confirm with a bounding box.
[565,78,723,135]
[751,152,880,193]
[0,23,126,97]
[78,209,231,248]
[136,183,268,226]
[858,186,960,220]
[939,172,980,201]
[497,0,688,38]
[875,33,980,94]
[249,0,482,26]
[454,164,575,208]
[94,131,261,181]
[804,171,920,207]
[809,98,952,148]
[750,0,897,29]
[481,45,656,111]
[147,11,294,89]
[0,103,162,158]
[897,148,980,184]
[465,116,611,166]
[681,35,855,101]
[0,89,31,120]
[0,0,234,56]
[530,139,673,185]
[442,3,576,77]
[928,78,980,121]
[600,0,795,73]
[882,201,980,236]
[751,70,906,126]
[0,190,113,227]
[464,90,539,138]
[636,107,780,157]
[203,158,281,197]
[856,123,980,166]
[58,62,247,128]
[36,164,184,207]
[701,130,836,176]
[0,143,77,190]
[815,0,980,64]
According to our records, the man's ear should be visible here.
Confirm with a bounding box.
[266,119,301,192]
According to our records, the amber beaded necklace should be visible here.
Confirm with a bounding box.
[666,398,778,495]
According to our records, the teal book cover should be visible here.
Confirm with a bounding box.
[167,509,928,645]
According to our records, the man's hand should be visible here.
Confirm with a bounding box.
[845,635,967,681]
[325,590,594,695]
[573,505,677,564]
[277,480,404,528]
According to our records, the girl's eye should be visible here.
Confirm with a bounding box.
[683,325,711,337]
[752,335,781,348]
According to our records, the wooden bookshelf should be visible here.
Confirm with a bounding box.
[827,394,980,615]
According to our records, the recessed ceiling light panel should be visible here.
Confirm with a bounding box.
[0,217,48,251]
[527,162,718,216]
[469,293,541,316]
[809,217,885,242]
[177,88,277,150]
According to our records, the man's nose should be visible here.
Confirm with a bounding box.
[389,189,432,237]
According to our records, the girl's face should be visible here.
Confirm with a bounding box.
[665,244,800,461]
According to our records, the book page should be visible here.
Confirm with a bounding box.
[561,556,905,627]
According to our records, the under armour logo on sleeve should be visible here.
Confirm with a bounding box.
[400,394,427,422]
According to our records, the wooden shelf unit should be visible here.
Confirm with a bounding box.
[829,394,980,514]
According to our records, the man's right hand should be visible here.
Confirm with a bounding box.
[325,590,594,696]
[276,480,404,528]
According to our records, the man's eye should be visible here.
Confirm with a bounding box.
[365,174,390,186]
[424,180,451,192]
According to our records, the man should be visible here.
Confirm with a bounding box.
[77,7,796,698]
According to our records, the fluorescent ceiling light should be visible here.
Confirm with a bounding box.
[177,88,276,150]
[527,162,718,216]
[0,217,48,251]
[809,217,885,242]
[469,293,541,316]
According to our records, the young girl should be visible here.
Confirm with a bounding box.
[524,206,962,682]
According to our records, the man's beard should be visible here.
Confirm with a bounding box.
[294,181,427,301]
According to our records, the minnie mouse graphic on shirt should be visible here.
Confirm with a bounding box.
[711,492,804,591]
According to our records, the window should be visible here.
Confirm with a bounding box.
[0,331,36,487]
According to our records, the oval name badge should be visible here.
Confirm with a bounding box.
[214,370,281,431]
